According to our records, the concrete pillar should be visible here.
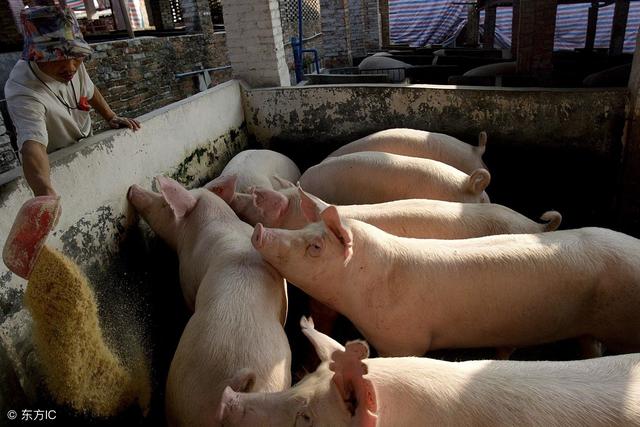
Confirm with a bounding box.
[483,6,496,49]
[349,0,366,58]
[516,0,556,84]
[379,0,390,47]
[618,31,640,235]
[585,4,598,51]
[182,0,215,36]
[465,4,479,47]
[222,0,290,87]
[610,0,630,55]
[320,0,353,67]
[364,0,381,51]
[511,0,520,57]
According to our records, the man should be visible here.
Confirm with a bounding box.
[5,5,141,197]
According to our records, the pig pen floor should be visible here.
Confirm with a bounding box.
[19,136,625,426]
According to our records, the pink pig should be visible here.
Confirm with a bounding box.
[299,151,491,205]
[127,177,290,427]
[206,149,300,193]
[217,317,640,427]
[327,128,488,174]
[217,179,561,237]
[250,202,640,357]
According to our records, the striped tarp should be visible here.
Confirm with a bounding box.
[390,0,640,52]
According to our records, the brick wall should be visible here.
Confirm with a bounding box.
[320,0,352,68]
[0,113,18,174]
[85,33,231,131]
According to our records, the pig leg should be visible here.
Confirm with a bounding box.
[578,336,603,358]
[495,346,515,360]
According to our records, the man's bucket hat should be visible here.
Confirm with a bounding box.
[21,5,93,62]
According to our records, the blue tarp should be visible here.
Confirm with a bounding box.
[389,1,640,52]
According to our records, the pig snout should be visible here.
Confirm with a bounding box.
[252,223,265,249]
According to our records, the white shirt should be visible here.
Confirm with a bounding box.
[4,60,95,154]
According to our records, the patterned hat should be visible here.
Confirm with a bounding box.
[21,6,93,62]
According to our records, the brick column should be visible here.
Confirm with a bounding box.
[482,6,496,49]
[349,0,366,58]
[516,0,556,84]
[585,4,598,51]
[610,0,630,56]
[465,5,479,47]
[618,31,640,235]
[222,0,290,87]
[364,0,381,51]
[182,0,214,36]
[320,0,352,67]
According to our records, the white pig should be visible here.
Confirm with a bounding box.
[218,317,640,427]
[327,128,488,174]
[207,149,300,193]
[216,180,561,237]
[298,151,491,205]
[250,203,640,357]
[127,177,291,427]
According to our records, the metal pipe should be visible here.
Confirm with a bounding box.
[302,48,320,74]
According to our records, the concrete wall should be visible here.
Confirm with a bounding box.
[241,83,628,233]
[0,80,248,418]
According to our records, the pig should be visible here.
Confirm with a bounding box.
[299,151,491,205]
[327,129,488,174]
[250,202,640,357]
[217,180,561,237]
[218,317,640,427]
[206,149,300,193]
[127,176,291,427]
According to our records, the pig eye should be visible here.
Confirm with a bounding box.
[306,240,323,257]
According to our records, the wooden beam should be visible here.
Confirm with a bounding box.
[511,0,520,57]
[117,0,135,38]
[610,0,630,55]
[379,0,390,46]
[466,4,480,47]
[618,30,640,235]
[585,3,598,50]
[483,6,497,48]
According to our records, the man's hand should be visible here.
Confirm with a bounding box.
[108,115,141,131]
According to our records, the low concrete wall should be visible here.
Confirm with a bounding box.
[241,83,628,232]
[0,80,248,418]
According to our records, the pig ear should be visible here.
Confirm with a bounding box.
[156,176,198,218]
[300,316,345,363]
[298,186,329,223]
[252,188,289,225]
[330,341,378,427]
[320,206,353,261]
[272,175,296,188]
[229,368,256,392]
[204,174,237,204]
[467,168,491,195]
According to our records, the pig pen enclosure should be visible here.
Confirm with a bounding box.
[0,79,630,425]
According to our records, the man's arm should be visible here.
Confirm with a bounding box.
[89,87,141,131]
[21,140,56,197]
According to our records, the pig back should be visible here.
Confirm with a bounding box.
[220,149,301,192]
[327,129,487,174]
[300,152,479,205]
